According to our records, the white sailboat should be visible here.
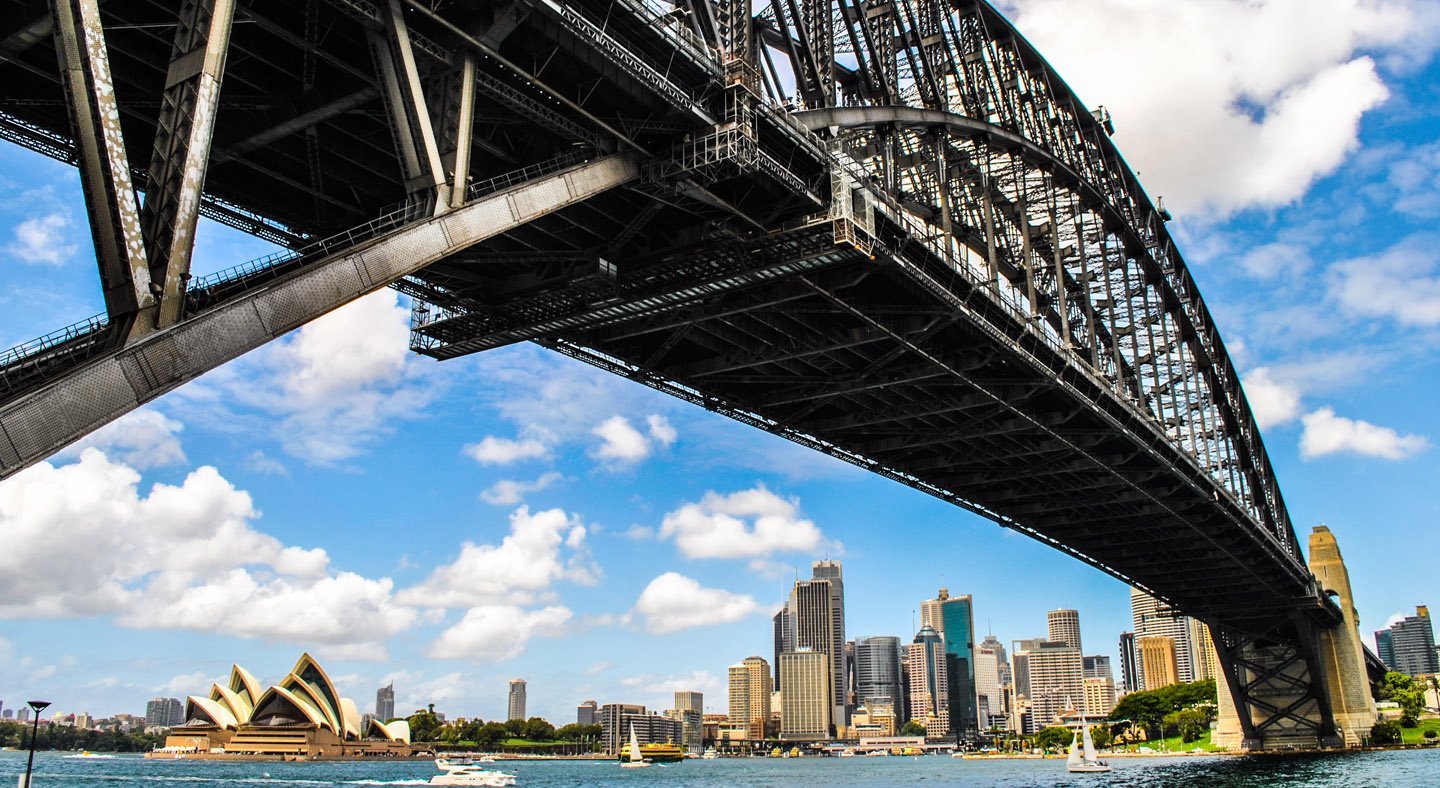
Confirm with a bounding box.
[1066,716,1112,773]
[620,723,650,768]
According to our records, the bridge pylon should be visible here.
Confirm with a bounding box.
[1305,525,1377,745]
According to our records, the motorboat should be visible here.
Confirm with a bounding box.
[429,757,518,786]
[1066,718,1112,774]
[701,748,719,759]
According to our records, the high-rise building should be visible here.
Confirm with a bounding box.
[1137,635,1179,689]
[921,588,979,741]
[375,683,395,721]
[1385,606,1439,676]
[507,679,527,721]
[577,700,598,726]
[980,633,1011,687]
[1131,588,1197,687]
[906,624,949,738]
[146,697,183,728]
[974,640,1004,730]
[17,708,30,723]
[1083,676,1117,717]
[1375,629,1396,669]
[812,560,848,727]
[1118,632,1140,693]
[853,635,903,713]
[1082,655,1112,681]
[1047,609,1082,654]
[728,656,772,740]
[779,648,832,740]
[673,691,702,714]
[773,608,791,690]
[1012,641,1082,735]
[1189,619,1221,681]
[663,707,703,754]
[599,704,681,755]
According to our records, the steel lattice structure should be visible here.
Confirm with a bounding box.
[0,0,1383,749]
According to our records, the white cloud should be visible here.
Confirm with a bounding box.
[64,409,185,469]
[591,415,651,463]
[7,212,76,265]
[1243,367,1303,429]
[246,450,289,476]
[427,605,572,663]
[1386,141,1440,218]
[0,449,415,658]
[480,472,563,506]
[621,524,654,540]
[634,572,760,634]
[1300,407,1429,460]
[1326,237,1440,327]
[1237,243,1311,280]
[1000,0,1434,216]
[659,485,829,560]
[397,506,597,608]
[157,671,221,695]
[464,435,550,465]
[646,415,677,446]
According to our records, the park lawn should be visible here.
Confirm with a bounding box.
[1113,730,1220,753]
[1400,718,1440,746]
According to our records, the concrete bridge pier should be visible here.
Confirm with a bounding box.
[1211,526,1375,750]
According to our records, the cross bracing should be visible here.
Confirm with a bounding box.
[0,0,1368,749]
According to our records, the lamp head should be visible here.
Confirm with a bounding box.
[27,700,51,713]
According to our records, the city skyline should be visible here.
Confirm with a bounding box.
[2,0,1439,731]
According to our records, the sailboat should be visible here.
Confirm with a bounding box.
[620,724,650,769]
[1066,717,1112,774]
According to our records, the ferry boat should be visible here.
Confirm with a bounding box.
[618,741,686,763]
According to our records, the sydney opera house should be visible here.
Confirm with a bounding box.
[149,653,420,760]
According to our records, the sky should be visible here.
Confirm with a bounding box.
[2,0,1439,726]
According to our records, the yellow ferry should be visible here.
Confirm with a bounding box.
[617,742,686,763]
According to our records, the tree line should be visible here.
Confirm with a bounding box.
[0,721,164,753]
[403,709,601,749]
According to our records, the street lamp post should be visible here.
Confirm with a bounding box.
[21,699,51,788]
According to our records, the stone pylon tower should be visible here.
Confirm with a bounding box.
[1307,525,1376,746]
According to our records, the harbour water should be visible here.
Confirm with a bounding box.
[3,750,1439,787]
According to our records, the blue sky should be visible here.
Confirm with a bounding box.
[2,0,1438,725]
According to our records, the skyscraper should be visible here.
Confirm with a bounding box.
[974,639,1004,729]
[853,635,903,713]
[1386,606,1439,676]
[668,692,704,754]
[1012,640,1082,735]
[1118,632,1140,692]
[1137,635,1179,688]
[577,700,598,725]
[375,683,395,721]
[728,656,772,740]
[980,633,1011,687]
[784,572,843,732]
[1131,588,1197,686]
[921,588,978,742]
[906,624,949,738]
[145,697,183,728]
[811,560,848,727]
[1082,655,1112,680]
[773,608,791,690]
[1375,629,1396,670]
[1047,609,1082,653]
[779,648,832,740]
[507,679,527,721]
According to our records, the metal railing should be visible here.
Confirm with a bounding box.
[0,312,112,392]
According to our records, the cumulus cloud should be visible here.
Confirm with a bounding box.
[428,605,572,663]
[480,472,563,506]
[64,408,186,469]
[1237,243,1312,280]
[1000,0,1435,216]
[397,506,597,608]
[634,572,760,634]
[658,485,829,560]
[464,434,550,465]
[1243,368,1303,429]
[1326,237,1440,327]
[0,449,415,658]
[591,416,651,463]
[646,415,678,446]
[1299,408,1429,460]
[7,212,77,265]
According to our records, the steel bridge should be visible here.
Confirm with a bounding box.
[0,0,1382,748]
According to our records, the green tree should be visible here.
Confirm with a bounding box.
[475,722,508,748]
[1378,672,1425,727]
[1089,724,1113,750]
[555,723,601,742]
[407,709,443,742]
[520,717,556,741]
[1110,679,1217,737]
[1369,719,1402,745]
[899,720,927,737]
[1033,726,1072,753]
[1162,708,1208,743]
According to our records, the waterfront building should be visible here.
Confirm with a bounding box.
[850,702,896,736]
[728,656,772,740]
[974,640,1004,730]
[599,704,681,755]
[154,654,413,759]
[776,560,848,730]
[1012,640,1083,735]
[1118,632,1140,692]
[507,679,527,721]
[577,699,598,726]
[779,648,832,740]
[853,635,904,713]
[1082,655,1112,681]
[374,683,394,721]
[1131,588,1197,686]
[811,560,848,723]
[980,634,1011,687]
[146,697,184,729]
[920,588,979,741]
[1083,676,1116,717]
[906,624,949,738]
[1385,606,1439,676]
[1137,635,1180,688]
[1047,609,1082,653]
[663,708,703,754]
[674,691,703,714]
[1190,620,1221,681]
[1375,629,1396,670]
